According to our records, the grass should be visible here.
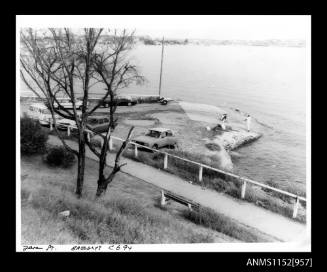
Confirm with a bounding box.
[26,187,211,244]
[21,155,241,244]
[181,207,267,243]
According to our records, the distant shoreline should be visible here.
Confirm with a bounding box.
[134,38,306,48]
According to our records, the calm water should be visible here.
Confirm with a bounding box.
[21,44,307,191]
[123,44,307,191]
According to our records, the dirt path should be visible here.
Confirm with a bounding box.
[48,135,307,243]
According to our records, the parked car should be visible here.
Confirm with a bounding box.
[132,128,178,149]
[101,95,137,108]
[158,97,174,105]
[70,116,110,135]
[56,118,77,130]
[87,116,110,133]
[27,103,62,126]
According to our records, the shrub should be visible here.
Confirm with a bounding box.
[21,115,48,155]
[44,146,76,168]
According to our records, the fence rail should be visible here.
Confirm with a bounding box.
[56,123,306,219]
[110,135,306,219]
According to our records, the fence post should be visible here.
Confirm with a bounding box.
[134,144,138,157]
[164,153,168,169]
[199,165,203,182]
[188,203,192,211]
[87,131,90,142]
[241,180,247,199]
[160,190,166,206]
[67,126,71,136]
[109,137,113,150]
[49,120,53,131]
[292,197,300,219]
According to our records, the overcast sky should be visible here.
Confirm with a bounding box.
[18,15,310,40]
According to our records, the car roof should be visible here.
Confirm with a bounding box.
[149,128,172,133]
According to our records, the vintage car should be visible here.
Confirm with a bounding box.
[68,116,110,134]
[27,103,62,126]
[86,116,110,134]
[56,118,77,130]
[101,95,137,107]
[132,128,178,149]
[158,97,174,105]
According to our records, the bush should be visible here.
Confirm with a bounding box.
[21,115,48,155]
[44,146,76,168]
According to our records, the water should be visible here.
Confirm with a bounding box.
[123,44,307,191]
[20,44,307,192]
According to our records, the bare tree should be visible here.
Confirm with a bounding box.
[21,28,144,198]
[85,30,144,197]
[20,28,103,197]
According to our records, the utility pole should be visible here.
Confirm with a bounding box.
[158,37,164,98]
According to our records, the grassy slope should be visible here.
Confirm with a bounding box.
[21,155,244,244]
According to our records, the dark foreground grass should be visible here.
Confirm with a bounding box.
[21,155,225,244]
[22,187,215,244]
[24,187,212,243]
[121,147,306,224]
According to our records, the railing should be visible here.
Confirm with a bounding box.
[56,123,306,219]
[50,122,93,142]
[109,135,306,219]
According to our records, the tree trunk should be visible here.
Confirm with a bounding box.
[96,173,114,198]
[95,126,134,198]
[75,135,86,197]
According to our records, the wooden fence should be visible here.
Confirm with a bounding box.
[59,124,306,219]
[109,135,306,219]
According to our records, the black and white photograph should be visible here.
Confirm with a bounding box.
[16,15,311,252]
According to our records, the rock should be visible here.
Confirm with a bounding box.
[58,210,70,217]
[90,135,104,148]
[255,200,266,208]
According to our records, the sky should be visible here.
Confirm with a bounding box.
[17,15,310,41]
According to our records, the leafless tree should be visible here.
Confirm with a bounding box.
[85,30,144,197]
[20,28,144,198]
[20,28,103,197]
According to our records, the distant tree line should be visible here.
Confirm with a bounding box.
[138,36,189,45]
